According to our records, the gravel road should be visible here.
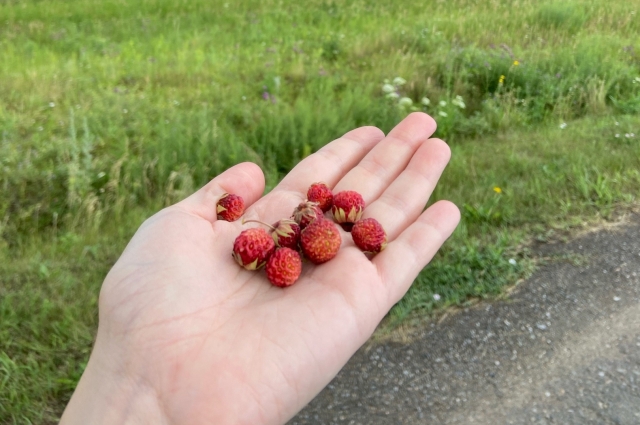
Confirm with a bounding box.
[290,213,640,425]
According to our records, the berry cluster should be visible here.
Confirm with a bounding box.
[216,183,387,287]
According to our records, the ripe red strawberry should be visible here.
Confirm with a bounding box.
[232,228,275,270]
[351,218,387,254]
[300,218,341,264]
[265,247,302,287]
[307,182,334,212]
[292,201,324,229]
[217,193,245,222]
[243,218,301,250]
[331,190,365,231]
[270,219,301,249]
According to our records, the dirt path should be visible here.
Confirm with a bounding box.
[290,213,640,425]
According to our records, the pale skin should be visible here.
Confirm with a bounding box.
[60,112,460,425]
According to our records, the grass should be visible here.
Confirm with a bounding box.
[1,0,639,422]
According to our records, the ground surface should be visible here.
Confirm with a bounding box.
[290,213,640,425]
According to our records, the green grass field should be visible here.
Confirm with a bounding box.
[1,0,639,422]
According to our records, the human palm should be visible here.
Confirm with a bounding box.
[61,113,460,425]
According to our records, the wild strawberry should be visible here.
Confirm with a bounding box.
[243,219,301,250]
[307,182,334,212]
[351,218,387,254]
[292,201,324,229]
[217,193,245,222]
[331,190,365,231]
[265,247,302,287]
[270,219,301,249]
[300,218,341,264]
[232,228,275,270]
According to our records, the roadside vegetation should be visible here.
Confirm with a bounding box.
[1,0,639,421]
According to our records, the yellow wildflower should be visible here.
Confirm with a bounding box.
[513,60,520,66]
[498,75,505,85]
[493,186,502,194]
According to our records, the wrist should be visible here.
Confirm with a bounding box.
[60,336,170,425]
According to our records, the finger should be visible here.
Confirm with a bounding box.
[275,126,385,193]
[373,200,460,305]
[248,126,385,222]
[175,162,265,223]
[363,138,451,240]
[333,112,437,203]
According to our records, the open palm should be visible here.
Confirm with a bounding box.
[61,113,460,425]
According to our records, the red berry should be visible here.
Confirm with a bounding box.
[292,201,324,229]
[300,219,341,264]
[352,218,387,254]
[217,193,245,222]
[265,248,302,287]
[331,191,365,230]
[307,182,334,212]
[270,219,301,249]
[232,228,275,270]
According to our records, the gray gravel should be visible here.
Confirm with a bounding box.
[290,213,640,425]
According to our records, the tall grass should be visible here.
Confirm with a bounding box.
[1,0,640,421]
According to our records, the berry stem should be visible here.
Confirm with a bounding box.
[241,219,276,231]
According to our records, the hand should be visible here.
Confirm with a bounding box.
[60,112,460,425]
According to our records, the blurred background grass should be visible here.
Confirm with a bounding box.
[1,0,639,422]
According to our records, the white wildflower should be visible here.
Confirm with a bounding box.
[439,100,447,107]
[438,110,448,117]
[393,77,406,86]
[433,294,441,301]
[509,258,517,265]
[452,95,466,109]
[559,122,567,129]
[615,134,620,138]
[382,83,395,93]
[49,102,55,108]
[421,97,431,106]
[386,92,400,99]
[398,97,413,108]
